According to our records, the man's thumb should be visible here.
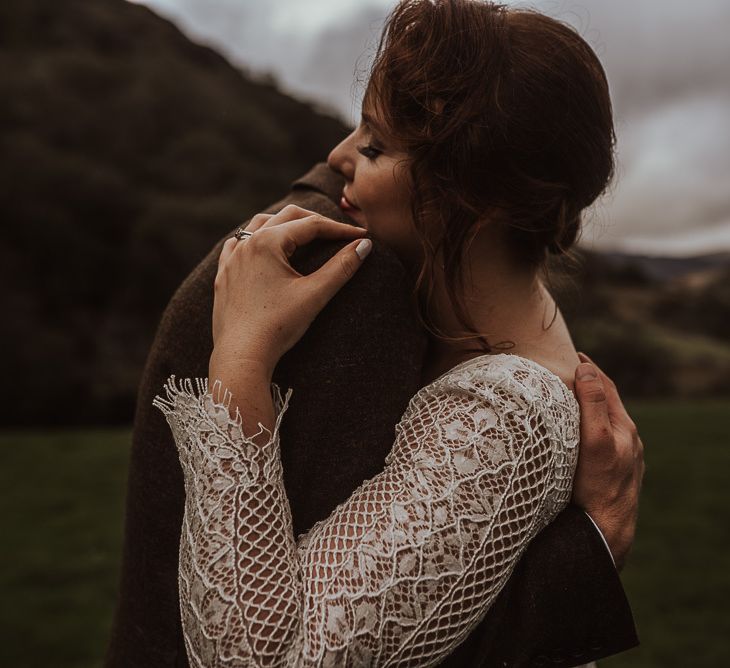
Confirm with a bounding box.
[575,363,607,404]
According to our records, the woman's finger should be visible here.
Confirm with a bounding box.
[246,204,319,233]
[260,204,362,232]
[218,236,238,269]
[267,204,320,226]
[275,214,366,248]
[246,213,274,233]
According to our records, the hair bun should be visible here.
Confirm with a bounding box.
[366,0,615,266]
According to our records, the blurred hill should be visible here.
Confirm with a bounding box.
[553,251,730,398]
[0,0,349,425]
[1,0,728,426]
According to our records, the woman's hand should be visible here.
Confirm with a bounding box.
[210,205,371,381]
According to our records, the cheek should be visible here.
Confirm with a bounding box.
[377,168,410,217]
[378,187,422,269]
[371,180,408,231]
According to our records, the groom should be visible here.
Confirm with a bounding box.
[105,163,641,667]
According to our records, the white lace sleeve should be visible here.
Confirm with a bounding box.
[152,356,579,667]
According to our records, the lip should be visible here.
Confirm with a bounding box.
[340,191,361,212]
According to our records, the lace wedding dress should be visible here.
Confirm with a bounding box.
[153,353,579,667]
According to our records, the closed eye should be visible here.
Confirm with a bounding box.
[357,144,382,161]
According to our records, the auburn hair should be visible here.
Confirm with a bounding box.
[363,0,616,353]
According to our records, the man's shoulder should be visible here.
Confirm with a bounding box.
[160,182,411,333]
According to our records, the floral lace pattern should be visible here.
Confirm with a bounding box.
[153,354,579,667]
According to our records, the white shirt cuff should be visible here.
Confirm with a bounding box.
[583,510,616,568]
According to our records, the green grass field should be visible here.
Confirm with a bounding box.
[1,401,728,667]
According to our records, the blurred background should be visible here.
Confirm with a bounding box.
[1,0,728,665]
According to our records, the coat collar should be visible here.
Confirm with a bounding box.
[291,163,345,204]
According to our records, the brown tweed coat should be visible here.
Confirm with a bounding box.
[105,163,637,667]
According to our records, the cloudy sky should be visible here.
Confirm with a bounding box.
[130,0,730,256]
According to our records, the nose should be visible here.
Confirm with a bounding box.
[327,130,356,182]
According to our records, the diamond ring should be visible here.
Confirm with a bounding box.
[233,226,254,241]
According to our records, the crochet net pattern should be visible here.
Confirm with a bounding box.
[153,353,579,667]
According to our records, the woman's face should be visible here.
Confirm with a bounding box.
[326,109,422,271]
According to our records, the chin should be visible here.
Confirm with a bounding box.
[340,207,366,230]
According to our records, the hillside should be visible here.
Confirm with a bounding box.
[0,0,349,425]
[1,0,728,426]
[553,251,730,397]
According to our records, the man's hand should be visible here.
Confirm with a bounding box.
[572,352,645,571]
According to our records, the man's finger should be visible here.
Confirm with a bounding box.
[574,361,613,447]
[578,352,627,429]
[575,362,606,402]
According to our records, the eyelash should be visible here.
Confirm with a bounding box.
[357,144,382,160]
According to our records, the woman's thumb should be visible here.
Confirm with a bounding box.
[340,237,372,279]
[306,237,372,309]
[354,237,372,261]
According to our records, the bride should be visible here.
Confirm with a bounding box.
[153,0,637,665]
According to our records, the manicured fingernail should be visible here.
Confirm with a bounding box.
[355,238,372,260]
[577,363,597,380]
